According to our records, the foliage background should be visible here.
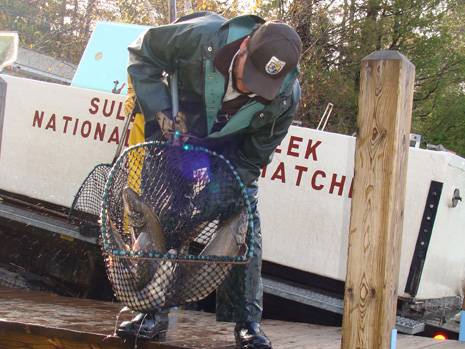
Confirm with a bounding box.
[1,0,464,155]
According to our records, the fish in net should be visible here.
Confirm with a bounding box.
[101,141,253,313]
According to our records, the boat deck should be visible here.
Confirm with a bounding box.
[0,286,464,348]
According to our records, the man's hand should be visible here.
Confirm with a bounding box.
[155,110,188,141]
[175,112,188,134]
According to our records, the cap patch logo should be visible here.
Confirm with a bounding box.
[266,56,286,75]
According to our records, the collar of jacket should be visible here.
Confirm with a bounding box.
[202,15,265,134]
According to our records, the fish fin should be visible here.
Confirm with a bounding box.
[109,219,130,252]
[238,244,248,258]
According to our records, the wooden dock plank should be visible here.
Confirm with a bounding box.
[0,286,464,348]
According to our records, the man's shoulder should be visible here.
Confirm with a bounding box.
[221,15,265,44]
[169,11,228,42]
[175,11,226,27]
[175,12,265,34]
[224,15,265,28]
[170,12,266,46]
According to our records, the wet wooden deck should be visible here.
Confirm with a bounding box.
[0,286,464,348]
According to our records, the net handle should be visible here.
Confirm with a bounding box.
[170,72,181,146]
[169,4,180,143]
[112,111,132,164]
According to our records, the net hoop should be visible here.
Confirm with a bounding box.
[100,141,254,312]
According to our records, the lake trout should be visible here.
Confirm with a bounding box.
[119,186,170,292]
[107,256,177,312]
[201,208,248,257]
[176,208,249,303]
[122,186,166,253]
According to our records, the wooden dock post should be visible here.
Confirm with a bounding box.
[341,51,415,349]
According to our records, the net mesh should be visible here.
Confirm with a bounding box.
[69,163,112,237]
[101,141,253,313]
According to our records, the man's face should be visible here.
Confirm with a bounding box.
[232,51,251,94]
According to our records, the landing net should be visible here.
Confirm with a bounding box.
[101,141,253,312]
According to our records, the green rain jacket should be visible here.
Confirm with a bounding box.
[128,11,301,186]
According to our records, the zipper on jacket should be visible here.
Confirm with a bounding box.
[270,120,276,139]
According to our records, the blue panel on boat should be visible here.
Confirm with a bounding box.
[71,21,151,95]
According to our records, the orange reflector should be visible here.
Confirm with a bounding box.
[434,334,447,340]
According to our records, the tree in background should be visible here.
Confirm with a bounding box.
[0,0,256,63]
[0,0,96,63]
[283,0,465,155]
[0,0,98,63]
[412,0,465,153]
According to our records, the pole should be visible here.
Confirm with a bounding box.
[341,51,415,349]
[168,0,180,145]
[169,0,176,23]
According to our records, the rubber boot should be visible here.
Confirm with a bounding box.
[234,321,272,348]
[117,311,169,340]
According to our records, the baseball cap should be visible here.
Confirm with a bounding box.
[243,21,302,100]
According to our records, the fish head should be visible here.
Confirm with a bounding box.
[233,209,248,258]
[123,186,150,228]
[232,209,248,246]
[123,186,167,253]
